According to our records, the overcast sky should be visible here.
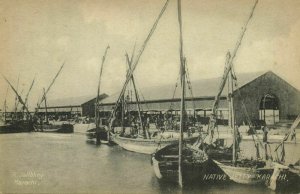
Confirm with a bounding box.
[0,0,300,111]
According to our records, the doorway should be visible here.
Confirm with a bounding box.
[259,94,279,125]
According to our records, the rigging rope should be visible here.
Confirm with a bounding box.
[232,73,265,150]
[185,60,196,110]
[137,86,149,110]
[37,62,65,110]
[3,85,9,117]
[2,75,31,115]
[169,61,195,112]
[169,73,180,110]
[108,0,170,124]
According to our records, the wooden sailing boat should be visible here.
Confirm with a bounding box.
[212,74,299,188]
[86,45,110,144]
[213,67,273,185]
[151,0,234,185]
[111,51,197,154]
[33,62,74,133]
[264,114,300,191]
[152,0,273,186]
[0,86,9,129]
[109,0,197,154]
[212,0,276,185]
[1,76,34,133]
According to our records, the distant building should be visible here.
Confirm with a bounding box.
[95,71,300,126]
[81,94,109,117]
[37,94,108,118]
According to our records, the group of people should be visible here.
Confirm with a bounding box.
[108,110,202,137]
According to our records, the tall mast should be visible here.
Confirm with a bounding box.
[2,75,31,116]
[207,0,259,144]
[125,53,147,139]
[36,62,65,112]
[43,88,48,124]
[108,0,170,125]
[121,93,125,132]
[177,0,185,188]
[95,45,110,128]
[228,71,237,164]
[227,73,232,129]
[4,100,6,122]
[24,78,35,109]
[23,77,35,117]
[3,85,9,122]
[14,74,20,121]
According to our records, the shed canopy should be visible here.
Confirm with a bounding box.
[101,71,268,104]
[40,95,101,108]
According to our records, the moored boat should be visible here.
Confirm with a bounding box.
[1,76,35,133]
[86,126,109,144]
[152,0,265,186]
[34,62,69,134]
[152,142,232,184]
[0,120,34,133]
[87,46,110,144]
[152,143,209,182]
[213,159,273,185]
[112,132,198,154]
[34,122,74,133]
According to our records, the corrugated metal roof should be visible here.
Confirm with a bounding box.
[100,98,228,111]
[101,71,268,104]
[43,94,106,108]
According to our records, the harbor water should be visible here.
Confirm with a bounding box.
[0,124,299,194]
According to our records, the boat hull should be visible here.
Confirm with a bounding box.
[111,134,198,154]
[34,123,74,133]
[0,120,34,133]
[152,143,228,184]
[86,127,110,144]
[152,157,210,183]
[213,160,273,185]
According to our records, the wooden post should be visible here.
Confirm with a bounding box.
[256,143,260,159]
[193,109,196,127]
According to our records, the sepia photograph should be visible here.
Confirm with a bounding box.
[0,0,300,193]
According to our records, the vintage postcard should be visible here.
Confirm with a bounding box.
[0,0,299,193]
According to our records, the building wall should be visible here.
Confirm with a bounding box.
[81,94,109,117]
[88,72,300,125]
[82,98,96,117]
[36,106,82,120]
[37,106,82,114]
[99,98,228,111]
[233,72,300,125]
